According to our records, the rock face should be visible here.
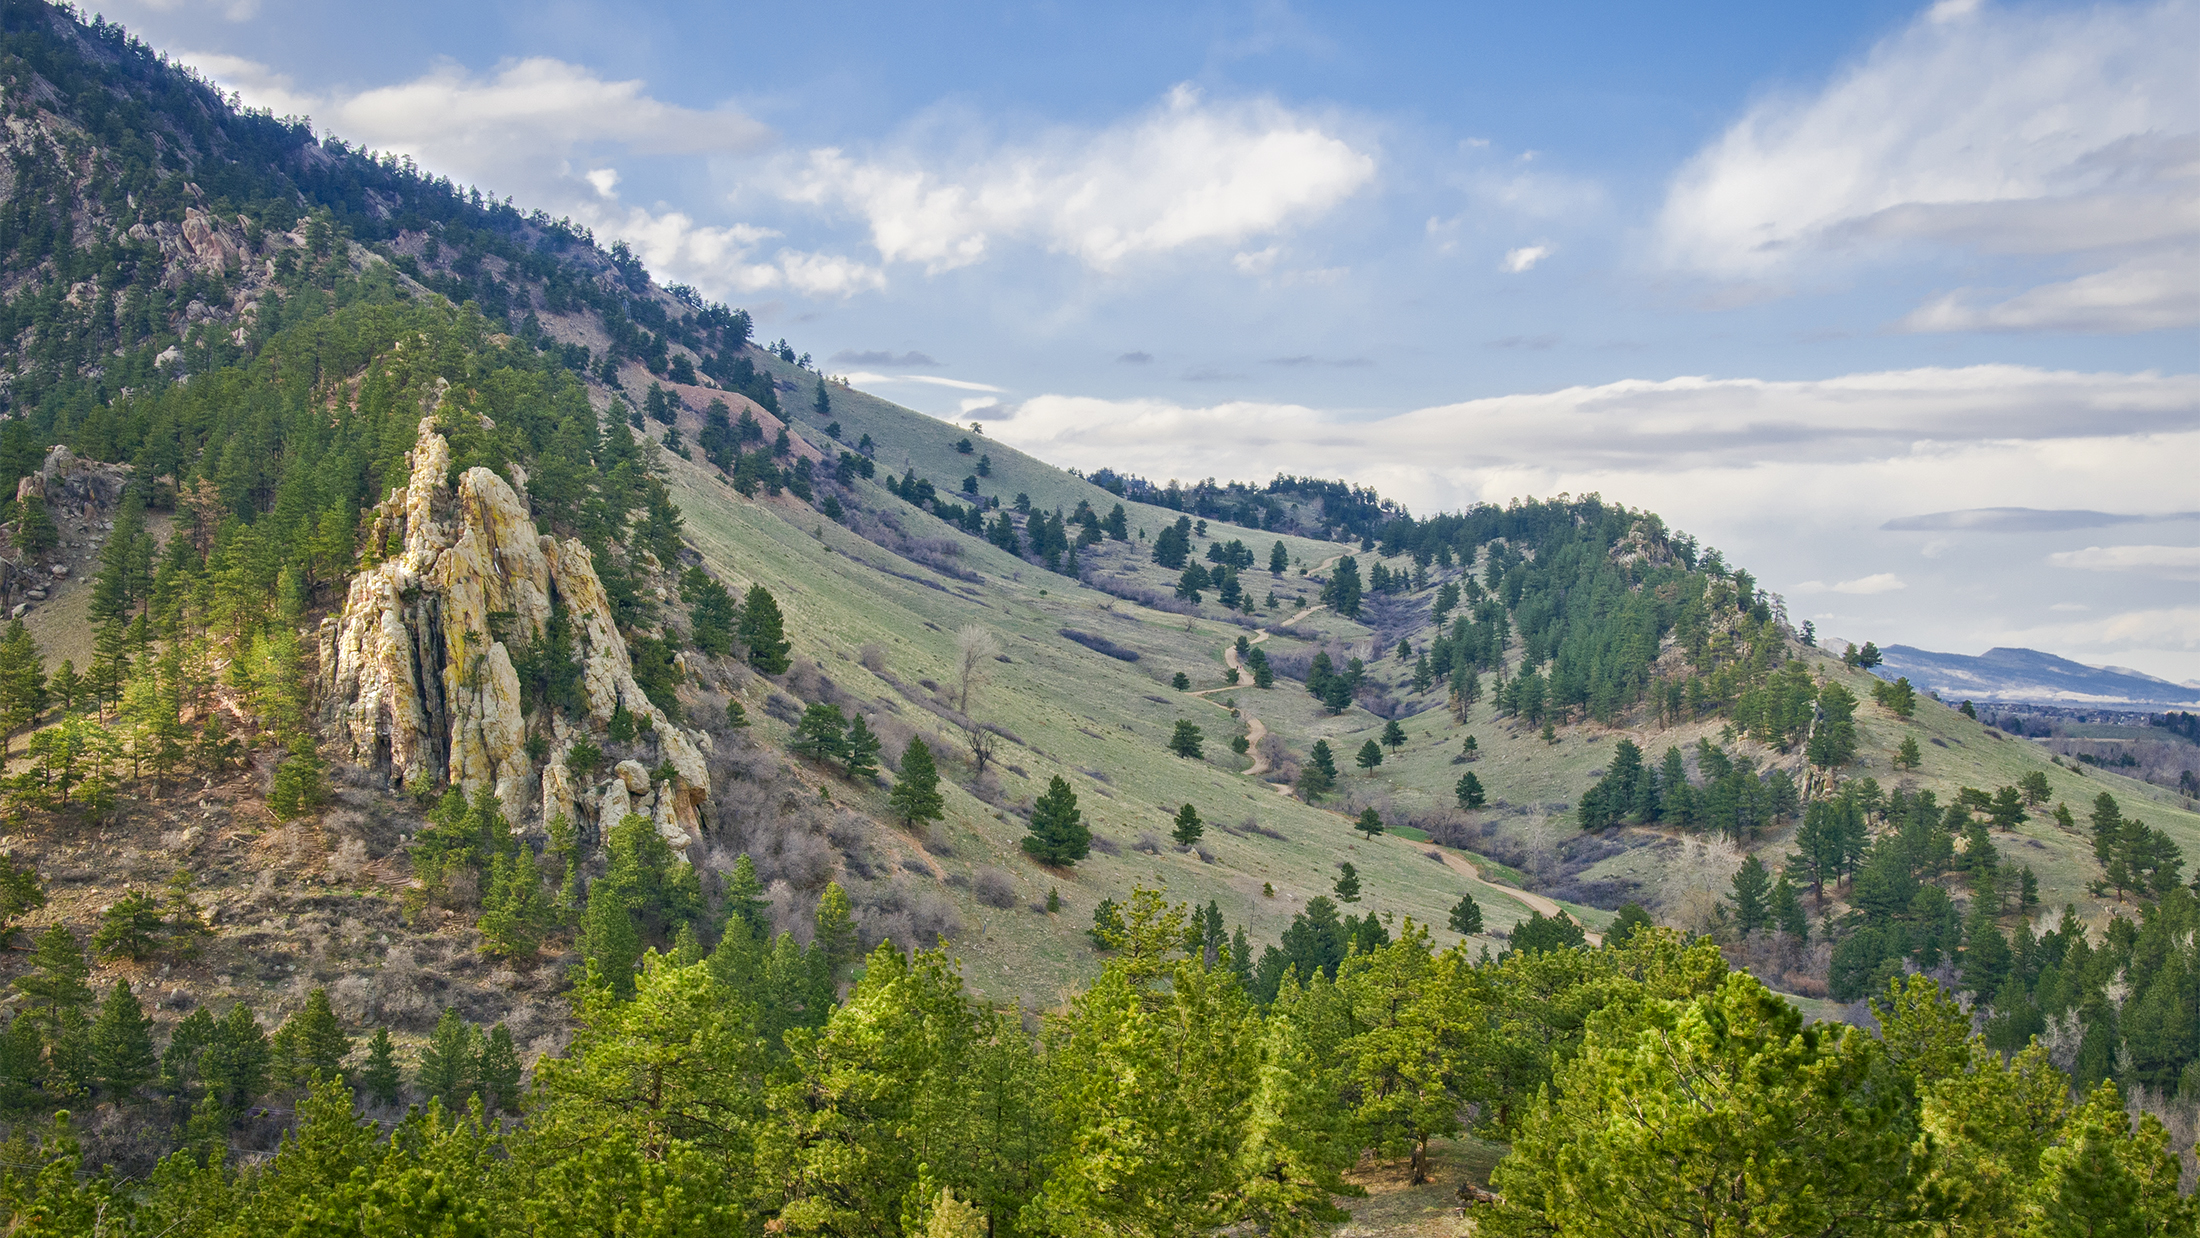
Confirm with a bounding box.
[319,417,711,852]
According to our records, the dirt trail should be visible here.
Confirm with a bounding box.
[1201,607,1324,787]
[1427,846,1601,943]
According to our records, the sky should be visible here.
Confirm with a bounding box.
[106,0,2200,681]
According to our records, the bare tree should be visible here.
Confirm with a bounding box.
[954,625,1000,716]
[964,720,998,778]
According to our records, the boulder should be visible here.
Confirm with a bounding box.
[615,759,652,795]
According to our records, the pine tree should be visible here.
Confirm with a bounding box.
[1333,862,1360,903]
[890,738,945,827]
[0,853,45,950]
[359,1027,402,1105]
[792,702,849,764]
[1171,803,1204,847]
[738,584,792,674]
[1382,720,1408,753]
[478,1024,523,1112]
[0,619,46,757]
[1169,720,1204,759]
[721,854,772,944]
[1356,739,1383,774]
[161,869,211,959]
[415,1008,480,1109]
[843,712,881,779]
[1729,855,1771,935]
[1448,894,1483,935]
[92,889,165,961]
[1894,735,1922,771]
[1022,776,1091,867]
[1455,771,1486,809]
[1355,808,1385,839]
[1269,541,1288,574]
[1770,872,1807,941]
[90,980,155,1101]
[203,1003,270,1111]
[48,659,80,713]
[278,989,352,1086]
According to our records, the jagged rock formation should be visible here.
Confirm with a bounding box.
[319,417,710,852]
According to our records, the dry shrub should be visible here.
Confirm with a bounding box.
[1134,832,1163,854]
[1088,834,1121,856]
[973,868,1017,909]
[856,880,964,951]
[859,643,887,673]
[327,837,369,882]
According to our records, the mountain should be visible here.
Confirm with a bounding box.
[1871,644,2200,709]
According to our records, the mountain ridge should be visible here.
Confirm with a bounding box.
[1869,642,2200,709]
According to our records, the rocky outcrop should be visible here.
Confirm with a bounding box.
[15,444,130,513]
[319,417,710,853]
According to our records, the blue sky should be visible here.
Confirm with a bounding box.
[111,0,2199,681]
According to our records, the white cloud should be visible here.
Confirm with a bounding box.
[1993,606,2200,655]
[960,397,1000,415]
[584,168,620,198]
[1900,250,2200,334]
[786,84,1376,273]
[1792,574,1907,595]
[1501,245,1551,273]
[845,373,1004,393]
[2046,544,2200,580]
[988,365,2200,500]
[1233,246,1281,275]
[1657,1,2198,331]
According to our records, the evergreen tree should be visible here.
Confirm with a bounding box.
[1455,771,1486,810]
[1381,719,1408,752]
[17,925,91,1033]
[48,660,80,713]
[0,619,46,756]
[738,583,792,674]
[1893,734,1922,771]
[359,1027,403,1105]
[843,712,882,779]
[0,853,45,949]
[90,979,156,1101]
[792,702,849,764]
[1609,902,1654,942]
[1448,894,1483,935]
[1332,862,1360,903]
[890,738,946,827]
[203,1003,271,1112]
[92,889,165,961]
[1171,803,1204,848]
[1769,871,1808,941]
[1269,541,1288,574]
[1355,808,1385,840]
[1169,720,1204,759]
[721,854,773,944]
[415,1008,480,1109]
[1729,854,1772,936]
[1321,556,1362,617]
[1022,776,1091,867]
[478,1023,523,1113]
[1356,739,1383,773]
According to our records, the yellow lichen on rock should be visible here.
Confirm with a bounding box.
[320,417,713,854]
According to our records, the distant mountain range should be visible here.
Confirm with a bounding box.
[1865,645,2200,709]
